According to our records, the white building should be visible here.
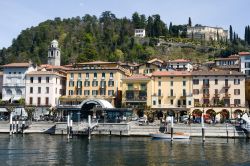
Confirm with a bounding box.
[25,70,66,107]
[2,63,36,102]
[239,52,250,77]
[48,40,61,66]
[166,59,193,71]
[187,26,228,41]
[134,29,146,38]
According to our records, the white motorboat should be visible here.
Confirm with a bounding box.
[150,132,190,139]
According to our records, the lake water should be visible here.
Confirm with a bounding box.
[0,134,249,166]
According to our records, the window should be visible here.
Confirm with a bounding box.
[46,87,49,94]
[183,100,186,106]
[234,99,241,106]
[170,81,173,86]
[92,90,98,96]
[128,84,133,90]
[158,81,161,86]
[100,89,106,95]
[215,89,218,94]
[234,79,240,85]
[76,89,82,95]
[29,97,33,105]
[46,77,49,83]
[30,77,33,83]
[158,99,161,105]
[158,89,161,96]
[170,89,174,96]
[14,72,16,74]
[84,81,90,87]
[55,88,57,94]
[183,81,186,86]
[215,79,218,85]
[193,89,199,95]
[193,79,199,85]
[78,73,81,79]
[140,83,146,91]
[70,73,74,79]
[153,100,156,105]
[6,89,12,95]
[170,100,173,105]
[69,90,73,95]
[86,73,89,79]
[38,77,41,83]
[56,78,58,84]
[225,79,228,86]
[110,72,113,79]
[30,87,33,94]
[45,97,49,105]
[37,97,41,106]
[77,81,82,88]
[102,73,105,79]
[188,100,191,105]
[108,80,114,87]
[108,90,114,96]
[183,89,186,96]
[84,90,90,96]
[203,79,209,85]
[234,89,240,95]
[92,80,98,87]
[38,87,41,94]
[69,81,74,87]
[9,72,11,74]
[94,73,97,79]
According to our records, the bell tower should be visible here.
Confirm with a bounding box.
[48,40,61,66]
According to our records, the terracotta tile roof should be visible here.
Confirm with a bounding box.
[27,71,65,77]
[3,63,30,68]
[147,58,164,64]
[169,59,191,63]
[191,70,244,76]
[123,74,150,80]
[239,52,250,56]
[78,61,117,65]
[152,71,191,76]
[215,57,239,61]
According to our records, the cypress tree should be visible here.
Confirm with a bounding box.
[229,25,233,42]
[245,26,248,43]
[188,17,192,27]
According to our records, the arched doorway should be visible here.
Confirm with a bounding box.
[206,109,216,123]
[234,109,243,119]
[192,109,202,123]
[220,109,229,123]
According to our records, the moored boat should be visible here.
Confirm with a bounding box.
[150,132,190,139]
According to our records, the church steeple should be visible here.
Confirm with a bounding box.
[48,40,61,66]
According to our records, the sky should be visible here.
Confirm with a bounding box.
[0,0,249,48]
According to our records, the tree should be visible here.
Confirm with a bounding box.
[188,17,192,27]
[132,12,141,29]
[229,25,233,42]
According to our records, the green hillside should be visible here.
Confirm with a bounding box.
[0,11,249,65]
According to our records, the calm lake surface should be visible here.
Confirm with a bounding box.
[0,134,249,166]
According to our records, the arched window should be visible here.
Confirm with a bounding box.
[16,89,22,95]
[6,89,12,95]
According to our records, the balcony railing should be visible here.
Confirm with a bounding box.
[213,93,220,98]
[223,84,231,88]
[168,93,176,98]
[203,93,210,98]
[223,93,231,98]
[125,90,147,102]
[202,84,210,89]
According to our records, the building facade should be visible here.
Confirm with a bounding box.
[239,52,250,76]
[2,63,36,102]
[134,29,146,37]
[25,70,66,107]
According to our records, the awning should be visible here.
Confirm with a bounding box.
[1,96,11,101]
[0,108,7,112]
[13,96,21,101]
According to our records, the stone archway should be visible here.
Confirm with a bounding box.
[206,109,216,123]
[234,109,243,119]
[192,109,202,117]
[220,109,229,123]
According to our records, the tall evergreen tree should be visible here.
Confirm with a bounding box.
[188,17,192,27]
[229,25,233,42]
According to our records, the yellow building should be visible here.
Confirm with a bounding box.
[122,74,151,108]
[138,58,163,76]
[60,61,131,107]
[150,71,193,118]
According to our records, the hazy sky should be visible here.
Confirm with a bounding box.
[0,0,249,48]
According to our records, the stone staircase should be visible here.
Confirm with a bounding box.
[24,122,55,134]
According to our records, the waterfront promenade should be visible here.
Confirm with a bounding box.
[0,121,248,138]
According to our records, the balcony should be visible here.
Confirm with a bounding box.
[203,93,210,98]
[152,93,163,97]
[126,90,147,102]
[202,84,210,89]
[223,93,231,98]
[168,94,176,98]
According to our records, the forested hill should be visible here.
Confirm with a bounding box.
[0,11,249,65]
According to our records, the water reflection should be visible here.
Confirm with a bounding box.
[0,134,249,166]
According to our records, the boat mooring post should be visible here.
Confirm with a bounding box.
[67,114,70,140]
[9,113,13,136]
[171,116,174,141]
[16,121,19,134]
[226,123,229,139]
[201,113,205,142]
[88,115,91,140]
[70,119,73,138]
[22,121,25,135]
